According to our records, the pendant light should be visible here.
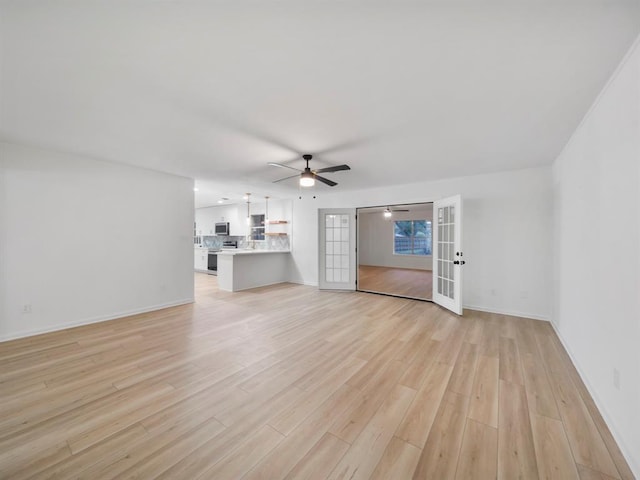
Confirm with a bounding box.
[246,193,251,225]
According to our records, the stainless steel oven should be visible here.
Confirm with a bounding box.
[207,250,219,275]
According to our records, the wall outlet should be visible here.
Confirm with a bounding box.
[22,304,32,314]
[613,368,620,390]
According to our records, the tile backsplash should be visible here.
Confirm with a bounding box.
[199,235,290,251]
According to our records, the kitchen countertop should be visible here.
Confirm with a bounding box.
[217,249,291,256]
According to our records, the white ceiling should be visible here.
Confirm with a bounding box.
[1,1,639,208]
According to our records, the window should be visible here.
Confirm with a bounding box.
[394,220,432,255]
[250,214,265,240]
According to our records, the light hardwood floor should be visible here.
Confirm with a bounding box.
[0,274,634,479]
[358,265,433,300]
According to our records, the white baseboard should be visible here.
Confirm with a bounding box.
[0,297,195,343]
[288,278,319,287]
[463,304,550,321]
[550,323,639,479]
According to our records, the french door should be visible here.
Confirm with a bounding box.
[432,195,464,314]
[318,208,356,290]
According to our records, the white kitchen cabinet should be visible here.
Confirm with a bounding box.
[195,200,291,239]
[195,208,216,236]
[229,205,247,236]
[194,248,208,271]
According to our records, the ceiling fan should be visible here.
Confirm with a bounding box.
[383,206,410,218]
[269,154,350,187]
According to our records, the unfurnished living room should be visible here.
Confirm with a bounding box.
[1,2,639,479]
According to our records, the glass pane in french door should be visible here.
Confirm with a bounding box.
[325,213,350,283]
[437,205,455,299]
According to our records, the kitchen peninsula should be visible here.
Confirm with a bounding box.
[217,249,291,292]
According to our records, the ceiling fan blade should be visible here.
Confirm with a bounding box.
[313,164,351,174]
[272,173,300,183]
[268,162,302,172]
[313,174,337,187]
[391,209,410,212]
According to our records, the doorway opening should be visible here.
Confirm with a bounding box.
[357,202,434,301]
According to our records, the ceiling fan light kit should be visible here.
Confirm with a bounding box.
[300,170,315,187]
[383,206,410,218]
[270,154,350,188]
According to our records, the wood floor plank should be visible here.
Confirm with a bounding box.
[87,381,238,477]
[370,436,421,480]
[435,326,467,366]
[464,318,485,345]
[196,424,284,479]
[398,339,441,390]
[546,368,620,478]
[245,384,363,479]
[498,336,524,385]
[411,390,470,479]
[521,352,560,420]
[535,331,567,374]
[468,355,499,428]
[497,380,539,479]
[2,440,72,480]
[269,355,366,435]
[531,413,580,480]
[358,265,433,300]
[514,323,538,356]
[329,360,406,444]
[577,463,620,480]
[447,342,480,395]
[28,423,149,480]
[108,416,227,480]
[554,340,635,480]
[0,380,174,468]
[326,384,415,480]
[283,433,350,480]
[479,322,501,358]
[150,385,302,479]
[455,419,498,480]
[395,361,454,448]
[0,273,633,480]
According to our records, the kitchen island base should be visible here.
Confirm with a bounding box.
[217,250,291,292]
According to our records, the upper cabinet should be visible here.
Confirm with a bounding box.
[228,206,246,236]
[194,199,292,239]
[195,208,215,236]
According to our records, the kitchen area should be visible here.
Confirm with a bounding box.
[194,196,292,291]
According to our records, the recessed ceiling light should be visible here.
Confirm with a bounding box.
[193,187,199,192]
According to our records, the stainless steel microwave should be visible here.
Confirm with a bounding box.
[215,222,229,236]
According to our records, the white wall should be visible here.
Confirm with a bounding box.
[0,143,195,341]
[552,37,640,477]
[358,204,433,270]
[289,166,553,320]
